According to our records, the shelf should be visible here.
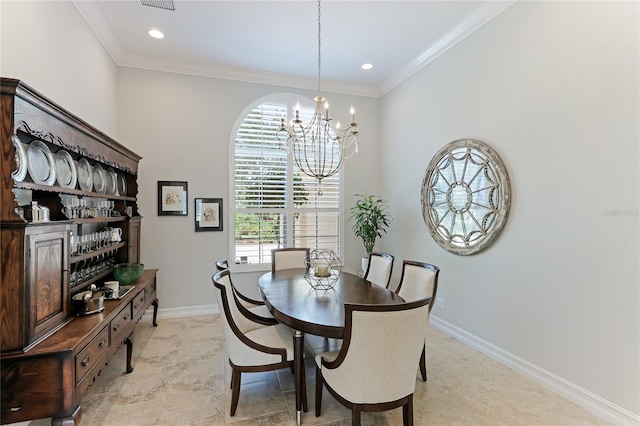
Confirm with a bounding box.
[70,269,113,295]
[70,242,126,264]
[73,216,127,225]
[15,181,136,202]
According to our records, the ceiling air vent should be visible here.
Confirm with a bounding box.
[139,0,175,11]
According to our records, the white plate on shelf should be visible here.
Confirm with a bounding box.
[92,163,106,194]
[116,172,127,196]
[105,167,117,195]
[26,140,56,186]
[11,135,28,182]
[54,150,77,189]
[77,158,93,192]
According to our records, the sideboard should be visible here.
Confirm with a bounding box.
[0,78,159,425]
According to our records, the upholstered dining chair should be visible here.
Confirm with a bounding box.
[271,247,310,273]
[315,297,431,425]
[215,258,274,321]
[212,269,307,416]
[362,252,394,289]
[395,260,440,381]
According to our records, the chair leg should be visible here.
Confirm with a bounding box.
[230,368,241,416]
[352,406,362,426]
[403,394,414,426]
[230,369,234,389]
[419,345,427,381]
[315,366,323,417]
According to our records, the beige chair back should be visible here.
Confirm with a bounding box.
[319,297,430,403]
[271,248,310,273]
[396,260,439,312]
[212,270,264,335]
[215,258,229,271]
[363,252,394,288]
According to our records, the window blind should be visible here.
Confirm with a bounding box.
[233,100,342,265]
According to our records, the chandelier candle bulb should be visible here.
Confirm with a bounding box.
[350,106,355,123]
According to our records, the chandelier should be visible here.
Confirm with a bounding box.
[277,0,360,184]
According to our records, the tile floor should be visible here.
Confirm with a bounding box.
[23,314,609,426]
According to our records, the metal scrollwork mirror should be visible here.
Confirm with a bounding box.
[421,139,511,255]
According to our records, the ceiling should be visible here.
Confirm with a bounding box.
[73,0,516,97]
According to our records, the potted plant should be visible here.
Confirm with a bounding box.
[349,194,392,272]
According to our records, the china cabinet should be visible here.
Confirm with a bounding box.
[0,78,159,425]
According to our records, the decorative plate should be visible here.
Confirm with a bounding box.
[105,168,117,195]
[92,163,106,194]
[26,140,56,186]
[54,150,77,189]
[77,158,93,192]
[11,135,28,182]
[116,172,127,197]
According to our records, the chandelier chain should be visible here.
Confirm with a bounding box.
[275,0,360,185]
[317,0,321,95]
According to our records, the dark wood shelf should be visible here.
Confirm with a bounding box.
[70,242,126,264]
[69,269,114,295]
[15,181,136,201]
[72,216,127,225]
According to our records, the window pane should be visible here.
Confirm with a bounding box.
[234,212,288,264]
[233,98,342,265]
[293,212,341,258]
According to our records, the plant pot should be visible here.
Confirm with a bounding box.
[361,256,369,274]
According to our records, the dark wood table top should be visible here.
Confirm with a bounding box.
[259,269,405,338]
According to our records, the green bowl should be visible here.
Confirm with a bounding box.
[113,263,144,285]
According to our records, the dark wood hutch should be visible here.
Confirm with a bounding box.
[1,78,159,425]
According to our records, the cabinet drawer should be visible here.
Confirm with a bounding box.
[75,326,109,385]
[110,303,132,344]
[132,289,146,320]
[144,276,156,300]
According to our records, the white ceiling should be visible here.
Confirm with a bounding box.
[73,0,516,97]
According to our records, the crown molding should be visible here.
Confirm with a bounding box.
[73,0,517,99]
[378,0,518,96]
[116,57,380,98]
[72,0,122,65]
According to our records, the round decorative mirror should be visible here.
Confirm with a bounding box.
[421,139,511,255]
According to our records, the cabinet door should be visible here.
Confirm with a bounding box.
[128,217,141,264]
[25,225,69,342]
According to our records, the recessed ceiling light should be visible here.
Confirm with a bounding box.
[148,29,164,39]
[361,63,373,70]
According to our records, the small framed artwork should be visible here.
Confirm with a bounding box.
[158,181,188,216]
[195,198,223,232]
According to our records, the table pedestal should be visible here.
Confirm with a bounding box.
[293,330,308,425]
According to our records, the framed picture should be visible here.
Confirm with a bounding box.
[158,181,188,216]
[195,198,223,232]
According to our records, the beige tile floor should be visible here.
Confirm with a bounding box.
[23,314,608,426]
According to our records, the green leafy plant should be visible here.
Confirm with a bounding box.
[349,194,392,255]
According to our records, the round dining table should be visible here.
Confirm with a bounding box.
[259,268,404,425]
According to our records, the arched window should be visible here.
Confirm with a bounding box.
[231,95,343,267]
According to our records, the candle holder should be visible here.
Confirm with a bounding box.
[305,249,342,290]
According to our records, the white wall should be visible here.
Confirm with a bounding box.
[0,1,118,136]
[115,67,380,310]
[2,0,638,422]
[380,0,639,420]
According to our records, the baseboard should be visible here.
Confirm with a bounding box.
[146,304,219,320]
[429,315,640,426]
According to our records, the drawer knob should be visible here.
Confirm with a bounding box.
[124,314,129,320]
[99,337,107,347]
[81,355,90,367]
[113,324,119,332]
